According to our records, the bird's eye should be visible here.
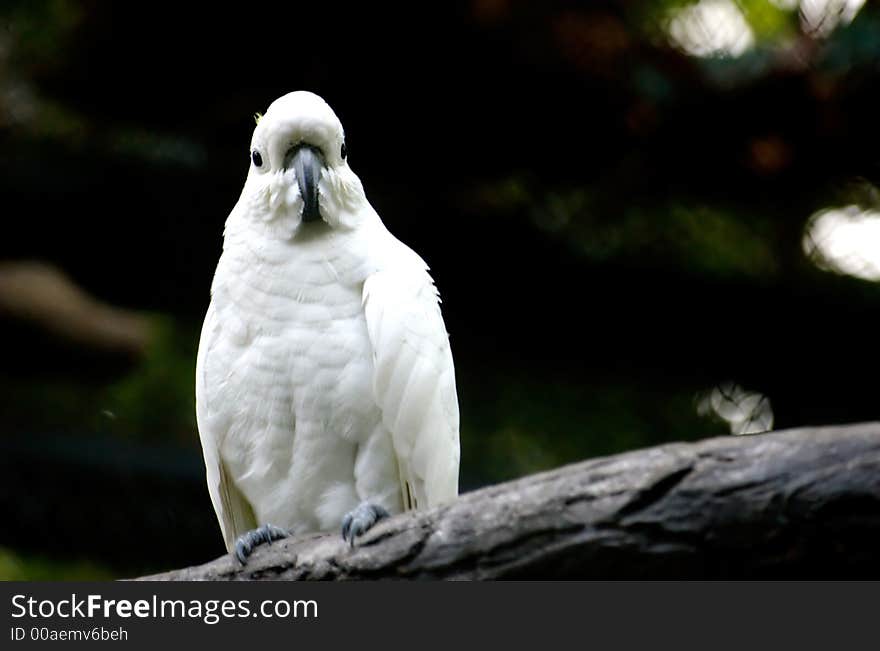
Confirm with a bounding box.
[340,142,347,160]
[251,150,263,167]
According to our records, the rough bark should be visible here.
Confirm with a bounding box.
[142,423,880,580]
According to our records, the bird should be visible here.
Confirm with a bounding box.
[195,91,460,564]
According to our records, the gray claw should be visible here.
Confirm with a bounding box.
[341,502,390,547]
[233,523,289,565]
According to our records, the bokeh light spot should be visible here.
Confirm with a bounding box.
[803,205,880,282]
[666,0,755,58]
[697,383,774,435]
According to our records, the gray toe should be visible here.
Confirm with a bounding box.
[341,502,390,547]
[233,523,289,565]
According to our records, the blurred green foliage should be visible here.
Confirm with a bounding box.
[96,318,198,445]
[1,317,197,446]
[460,368,727,485]
[482,178,781,279]
[0,546,113,581]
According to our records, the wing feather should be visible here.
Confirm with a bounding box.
[195,304,258,552]
[363,266,460,510]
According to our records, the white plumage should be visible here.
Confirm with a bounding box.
[195,91,460,552]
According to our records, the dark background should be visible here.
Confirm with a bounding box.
[1,0,878,579]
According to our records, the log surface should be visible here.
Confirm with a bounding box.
[142,423,880,580]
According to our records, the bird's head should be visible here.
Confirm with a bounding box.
[239,91,366,236]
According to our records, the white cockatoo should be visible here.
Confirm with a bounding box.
[195,91,460,563]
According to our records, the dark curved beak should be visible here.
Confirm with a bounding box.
[284,144,324,223]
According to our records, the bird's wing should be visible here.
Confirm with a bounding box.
[362,265,460,510]
[195,303,257,552]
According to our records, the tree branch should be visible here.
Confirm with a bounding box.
[141,423,880,580]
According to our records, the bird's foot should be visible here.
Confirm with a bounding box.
[341,502,390,547]
[234,523,289,565]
